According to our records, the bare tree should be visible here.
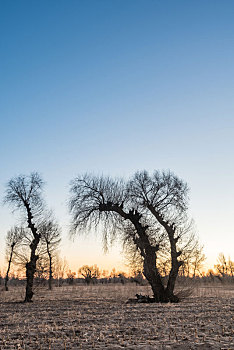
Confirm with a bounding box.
[127,170,192,301]
[179,240,205,277]
[67,270,76,284]
[4,172,45,302]
[69,171,199,302]
[5,226,24,291]
[6,216,62,290]
[53,255,68,286]
[214,253,234,278]
[78,265,100,284]
[39,217,61,290]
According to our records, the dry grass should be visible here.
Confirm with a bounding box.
[0,283,233,349]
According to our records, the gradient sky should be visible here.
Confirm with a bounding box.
[1,0,234,274]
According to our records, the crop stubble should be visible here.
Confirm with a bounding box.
[0,284,233,349]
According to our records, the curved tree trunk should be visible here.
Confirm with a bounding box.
[143,250,168,302]
[24,203,40,302]
[25,237,39,302]
[165,249,183,302]
[148,206,183,302]
[99,202,175,302]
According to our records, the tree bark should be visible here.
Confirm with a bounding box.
[24,202,40,302]
[148,205,183,302]
[25,237,39,302]
[143,248,168,302]
[165,227,183,302]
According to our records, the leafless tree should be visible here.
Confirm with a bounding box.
[69,171,200,302]
[39,217,61,290]
[214,253,234,278]
[4,172,45,302]
[5,226,25,291]
[67,270,76,284]
[78,265,100,284]
[53,255,68,286]
[6,217,62,290]
[179,240,205,277]
[127,170,192,301]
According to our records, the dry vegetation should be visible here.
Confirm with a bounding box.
[0,284,233,349]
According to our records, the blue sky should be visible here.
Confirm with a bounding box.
[0,0,234,273]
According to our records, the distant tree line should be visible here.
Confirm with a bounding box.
[1,254,233,289]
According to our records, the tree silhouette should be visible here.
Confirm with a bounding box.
[78,265,100,284]
[5,226,24,291]
[69,170,199,302]
[4,172,44,302]
[40,216,61,290]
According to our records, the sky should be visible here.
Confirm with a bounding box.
[0,0,234,274]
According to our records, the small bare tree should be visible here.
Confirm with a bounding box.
[78,265,100,284]
[214,253,234,278]
[5,226,24,291]
[4,172,45,302]
[39,217,61,290]
[177,237,205,277]
[53,255,68,286]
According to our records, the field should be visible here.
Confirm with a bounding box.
[0,283,233,349]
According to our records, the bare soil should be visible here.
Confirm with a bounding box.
[0,283,233,349]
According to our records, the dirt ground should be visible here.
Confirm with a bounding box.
[0,283,233,349]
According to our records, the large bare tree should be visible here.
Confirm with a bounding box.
[69,170,198,302]
[4,172,44,302]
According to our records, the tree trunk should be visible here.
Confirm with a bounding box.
[5,248,14,291]
[48,253,52,290]
[25,262,36,302]
[148,206,182,302]
[99,202,179,303]
[164,230,182,302]
[24,202,40,302]
[143,250,168,302]
[24,241,39,302]
[165,260,181,302]
[165,230,183,302]
[4,275,9,292]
